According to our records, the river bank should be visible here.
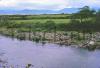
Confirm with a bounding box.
[0,28,100,50]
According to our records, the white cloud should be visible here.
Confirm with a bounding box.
[0,0,100,10]
[0,0,16,7]
[0,0,69,10]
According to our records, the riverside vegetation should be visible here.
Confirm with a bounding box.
[0,6,100,51]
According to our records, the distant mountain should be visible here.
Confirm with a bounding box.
[0,9,57,15]
[0,8,79,15]
[92,7,100,11]
[58,8,79,14]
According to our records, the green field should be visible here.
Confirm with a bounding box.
[12,19,70,24]
[26,14,70,18]
[7,14,71,24]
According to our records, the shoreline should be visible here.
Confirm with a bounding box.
[0,28,100,51]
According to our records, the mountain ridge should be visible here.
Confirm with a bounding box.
[0,8,80,15]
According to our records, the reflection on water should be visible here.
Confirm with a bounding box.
[0,35,100,68]
[0,50,8,67]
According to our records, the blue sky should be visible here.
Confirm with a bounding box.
[0,0,100,10]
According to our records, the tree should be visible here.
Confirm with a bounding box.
[70,6,96,40]
[43,20,57,42]
[43,20,56,32]
[95,10,100,32]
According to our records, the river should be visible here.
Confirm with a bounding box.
[0,35,100,68]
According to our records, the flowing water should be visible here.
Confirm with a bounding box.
[0,35,100,68]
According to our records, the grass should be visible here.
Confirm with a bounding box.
[6,14,71,24]
[22,14,71,18]
[11,19,71,24]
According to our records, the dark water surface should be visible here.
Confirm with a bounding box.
[0,35,100,68]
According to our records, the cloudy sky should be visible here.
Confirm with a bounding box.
[0,0,100,10]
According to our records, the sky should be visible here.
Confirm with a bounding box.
[0,0,100,10]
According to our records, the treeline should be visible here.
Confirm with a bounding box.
[8,16,70,20]
[0,14,70,20]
